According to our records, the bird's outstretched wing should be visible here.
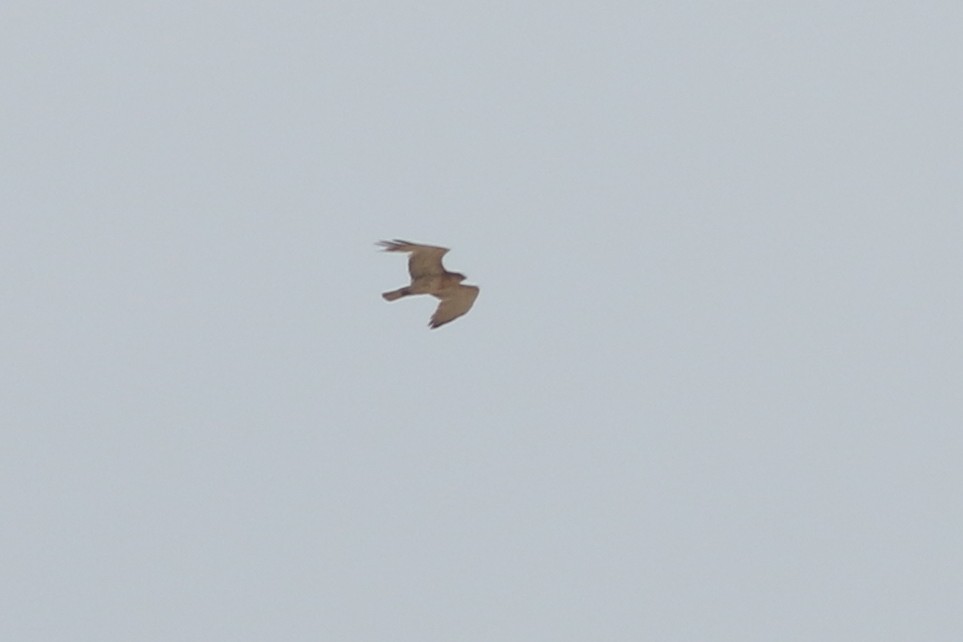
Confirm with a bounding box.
[429,285,480,329]
[376,239,449,279]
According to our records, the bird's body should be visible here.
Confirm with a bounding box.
[377,240,480,329]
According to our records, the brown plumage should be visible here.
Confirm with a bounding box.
[377,239,480,329]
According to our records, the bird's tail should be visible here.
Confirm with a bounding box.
[382,288,409,302]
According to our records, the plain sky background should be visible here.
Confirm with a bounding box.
[3,2,961,640]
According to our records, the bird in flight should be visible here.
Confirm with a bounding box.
[377,239,480,329]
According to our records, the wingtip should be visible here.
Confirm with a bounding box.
[376,239,414,251]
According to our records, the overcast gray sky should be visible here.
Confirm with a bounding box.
[3,2,962,640]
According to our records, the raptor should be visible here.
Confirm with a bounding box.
[377,239,480,329]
